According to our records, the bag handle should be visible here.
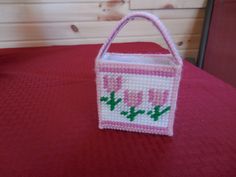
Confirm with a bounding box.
[96,12,183,65]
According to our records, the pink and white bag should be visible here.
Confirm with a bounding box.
[95,12,183,136]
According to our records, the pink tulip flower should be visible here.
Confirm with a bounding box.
[103,75,122,93]
[124,90,143,107]
[148,89,169,106]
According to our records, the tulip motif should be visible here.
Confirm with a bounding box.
[103,75,122,93]
[147,89,171,121]
[120,90,145,121]
[100,75,122,111]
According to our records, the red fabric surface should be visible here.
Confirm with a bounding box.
[0,42,236,177]
[204,0,236,87]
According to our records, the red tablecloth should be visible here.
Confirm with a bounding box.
[0,43,235,177]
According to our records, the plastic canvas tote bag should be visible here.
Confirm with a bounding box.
[95,12,183,136]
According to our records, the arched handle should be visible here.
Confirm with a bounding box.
[96,12,183,65]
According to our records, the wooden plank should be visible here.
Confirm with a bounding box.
[0,3,100,23]
[130,0,207,10]
[0,39,198,59]
[0,0,125,3]
[179,49,198,59]
[145,9,205,19]
[0,35,200,50]
[0,3,204,23]
[0,2,128,23]
[158,35,200,50]
[0,19,203,41]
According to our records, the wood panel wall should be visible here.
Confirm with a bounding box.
[0,0,207,60]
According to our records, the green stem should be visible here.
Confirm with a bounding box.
[149,105,171,121]
[103,91,122,111]
[125,107,145,121]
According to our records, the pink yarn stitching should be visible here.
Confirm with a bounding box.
[121,90,145,121]
[103,75,122,93]
[124,90,143,107]
[96,12,183,135]
[148,89,169,106]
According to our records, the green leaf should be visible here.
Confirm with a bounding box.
[100,96,108,102]
[147,110,153,115]
[121,111,128,116]
[116,98,122,104]
[138,110,145,114]
[159,106,171,116]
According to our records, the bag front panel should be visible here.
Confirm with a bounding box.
[96,61,180,135]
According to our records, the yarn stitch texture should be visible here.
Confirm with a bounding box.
[95,12,183,136]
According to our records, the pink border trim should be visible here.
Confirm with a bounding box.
[166,67,182,135]
[100,120,169,135]
[99,66,176,77]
